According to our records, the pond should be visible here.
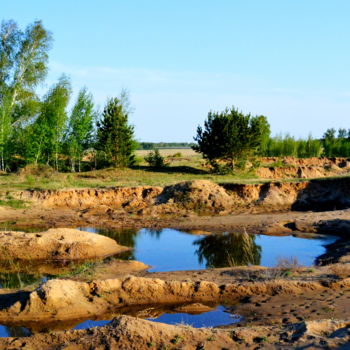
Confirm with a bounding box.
[0,228,337,289]
[78,227,338,271]
[0,227,339,336]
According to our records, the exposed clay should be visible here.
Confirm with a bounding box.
[16,177,350,216]
[0,174,349,348]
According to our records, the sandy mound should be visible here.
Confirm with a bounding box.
[0,228,130,260]
[0,315,349,349]
[156,180,234,213]
[0,275,349,327]
[256,157,350,179]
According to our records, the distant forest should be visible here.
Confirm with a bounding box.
[138,142,195,150]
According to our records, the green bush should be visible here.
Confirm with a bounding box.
[144,149,167,168]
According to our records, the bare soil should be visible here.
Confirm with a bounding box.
[0,175,349,348]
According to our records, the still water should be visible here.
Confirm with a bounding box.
[0,305,241,336]
[0,227,338,336]
[79,227,337,271]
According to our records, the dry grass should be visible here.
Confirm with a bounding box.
[328,264,350,279]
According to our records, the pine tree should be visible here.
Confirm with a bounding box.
[96,97,136,168]
[193,107,270,171]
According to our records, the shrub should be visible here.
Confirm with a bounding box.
[144,149,167,168]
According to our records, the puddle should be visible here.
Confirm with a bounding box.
[72,305,240,330]
[147,305,241,327]
[0,304,241,337]
[0,227,338,288]
[78,228,338,271]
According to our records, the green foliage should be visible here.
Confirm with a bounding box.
[263,134,322,158]
[0,20,52,171]
[144,149,167,168]
[322,128,350,157]
[0,196,26,209]
[27,76,71,169]
[64,88,96,172]
[194,231,261,268]
[193,107,270,170]
[169,152,182,158]
[96,96,136,168]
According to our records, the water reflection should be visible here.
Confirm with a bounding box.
[0,325,31,337]
[193,232,261,268]
[0,227,336,289]
[0,273,43,289]
[80,227,335,270]
[91,228,137,260]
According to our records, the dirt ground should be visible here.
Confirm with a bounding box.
[0,176,349,348]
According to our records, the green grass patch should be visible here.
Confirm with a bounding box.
[0,197,27,209]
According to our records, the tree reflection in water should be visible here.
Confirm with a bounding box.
[193,232,261,268]
[94,228,138,260]
[0,273,43,289]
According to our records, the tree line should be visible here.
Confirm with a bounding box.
[259,129,350,158]
[1,20,349,174]
[138,142,195,150]
[0,20,136,172]
[193,107,350,172]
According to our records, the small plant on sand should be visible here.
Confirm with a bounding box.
[176,321,193,329]
[253,336,268,343]
[275,257,304,276]
[170,335,183,345]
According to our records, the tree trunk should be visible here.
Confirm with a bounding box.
[71,158,75,172]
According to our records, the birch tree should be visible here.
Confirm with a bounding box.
[0,20,51,171]
[65,88,96,172]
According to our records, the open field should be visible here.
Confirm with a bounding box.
[136,148,197,157]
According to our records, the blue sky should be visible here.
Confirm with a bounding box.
[2,0,350,141]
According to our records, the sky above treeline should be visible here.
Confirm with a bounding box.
[2,0,350,142]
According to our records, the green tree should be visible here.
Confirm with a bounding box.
[193,107,270,170]
[0,20,52,171]
[65,88,96,172]
[28,76,71,168]
[323,128,337,157]
[96,96,136,167]
[144,149,167,168]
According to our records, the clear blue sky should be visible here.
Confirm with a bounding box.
[2,0,350,141]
